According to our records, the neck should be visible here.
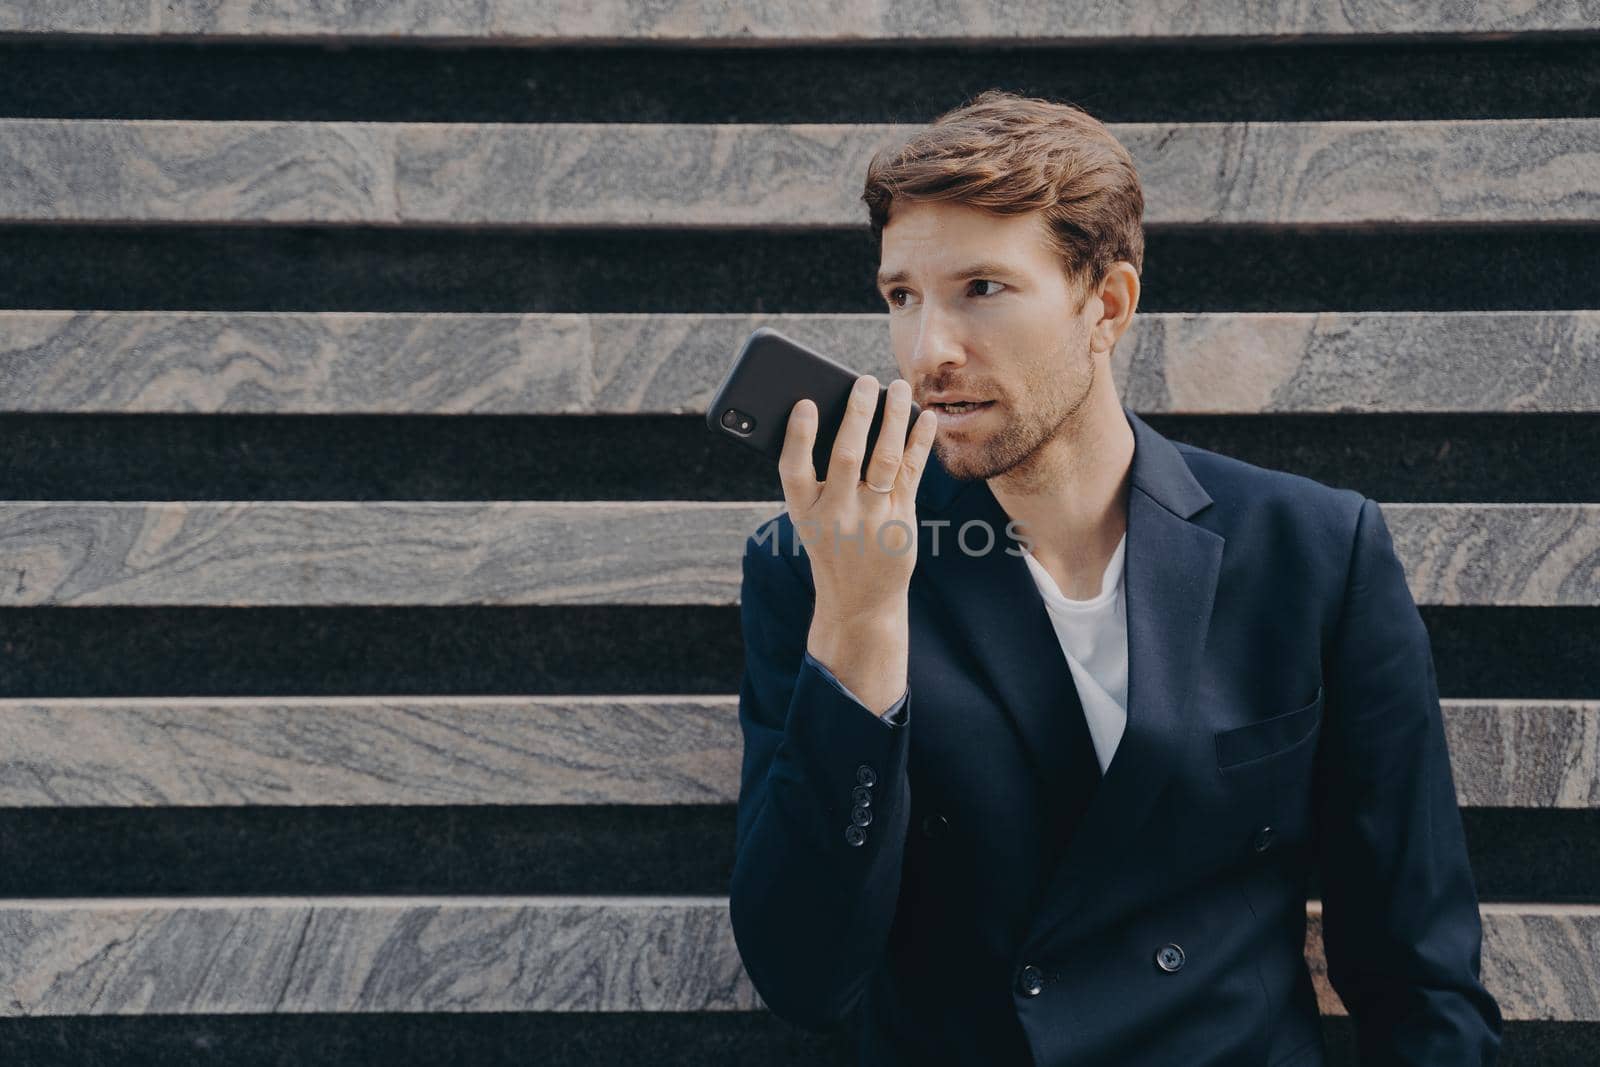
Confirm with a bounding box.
[987,379,1134,567]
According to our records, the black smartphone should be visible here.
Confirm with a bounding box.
[706,326,922,482]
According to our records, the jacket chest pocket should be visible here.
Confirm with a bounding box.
[1215,686,1324,774]
[1211,686,1324,856]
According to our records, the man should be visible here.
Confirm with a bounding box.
[728,90,1502,1065]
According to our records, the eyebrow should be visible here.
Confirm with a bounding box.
[875,261,1019,290]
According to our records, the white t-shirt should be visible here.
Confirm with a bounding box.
[1020,532,1129,774]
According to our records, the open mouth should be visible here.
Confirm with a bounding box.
[931,400,994,414]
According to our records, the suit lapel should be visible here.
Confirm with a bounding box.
[914,462,1087,788]
[917,406,1225,953]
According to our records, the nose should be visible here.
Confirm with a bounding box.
[904,305,968,380]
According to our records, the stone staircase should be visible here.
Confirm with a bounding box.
[0,4,1596,1063]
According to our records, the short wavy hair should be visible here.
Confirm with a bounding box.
[861,90,1144,312]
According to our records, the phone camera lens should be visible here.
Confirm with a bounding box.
[721,408,755,436]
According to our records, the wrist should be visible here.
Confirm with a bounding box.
[808,607,907,649]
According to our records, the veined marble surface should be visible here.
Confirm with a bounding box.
[2,119,1595,225]
[0,696,1592,809]
[0,694,746,808]
[0,896,760,1016]
[2,311,1595,415]
[0,897,1591,1020]
[0,502,1594,607]
[0,1,1592,41]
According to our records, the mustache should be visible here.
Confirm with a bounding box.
[919,389,1000,402]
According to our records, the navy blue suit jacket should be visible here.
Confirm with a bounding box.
[729,405,1502,1066]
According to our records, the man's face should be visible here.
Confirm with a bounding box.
[876,199,1099,482]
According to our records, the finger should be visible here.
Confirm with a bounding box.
[862,378,913,494]
[778,397,821,512]
[894,406,939,495]
[823,374,880,498]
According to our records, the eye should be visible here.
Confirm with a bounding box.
[884,280,1006,308]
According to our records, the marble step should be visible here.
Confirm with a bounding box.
[0,501,1594,607]
[1,1,1590,44]
[2,119,1595,226]
[0,896,1592,1021]
[0,695,1592,810]
[2,310,1595,416]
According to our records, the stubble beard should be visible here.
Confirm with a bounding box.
[932,338,1097,485]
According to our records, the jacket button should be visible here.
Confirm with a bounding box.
[850,805,873,827]
[852,785,873,806]
[1253,825,1276,852]
[1155,944,1185,973]
[845,824,866,847]
[920,813,948,839]
[1016,964,1045,997]
[856,764,877,787]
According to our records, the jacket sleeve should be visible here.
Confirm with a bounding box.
[1312,496,1504,1063]
[728,523,913,1032]
[806,649,909,726]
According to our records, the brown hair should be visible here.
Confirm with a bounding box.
[861,90,1144,311]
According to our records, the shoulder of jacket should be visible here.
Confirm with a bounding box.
[1173,440,1367,548]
